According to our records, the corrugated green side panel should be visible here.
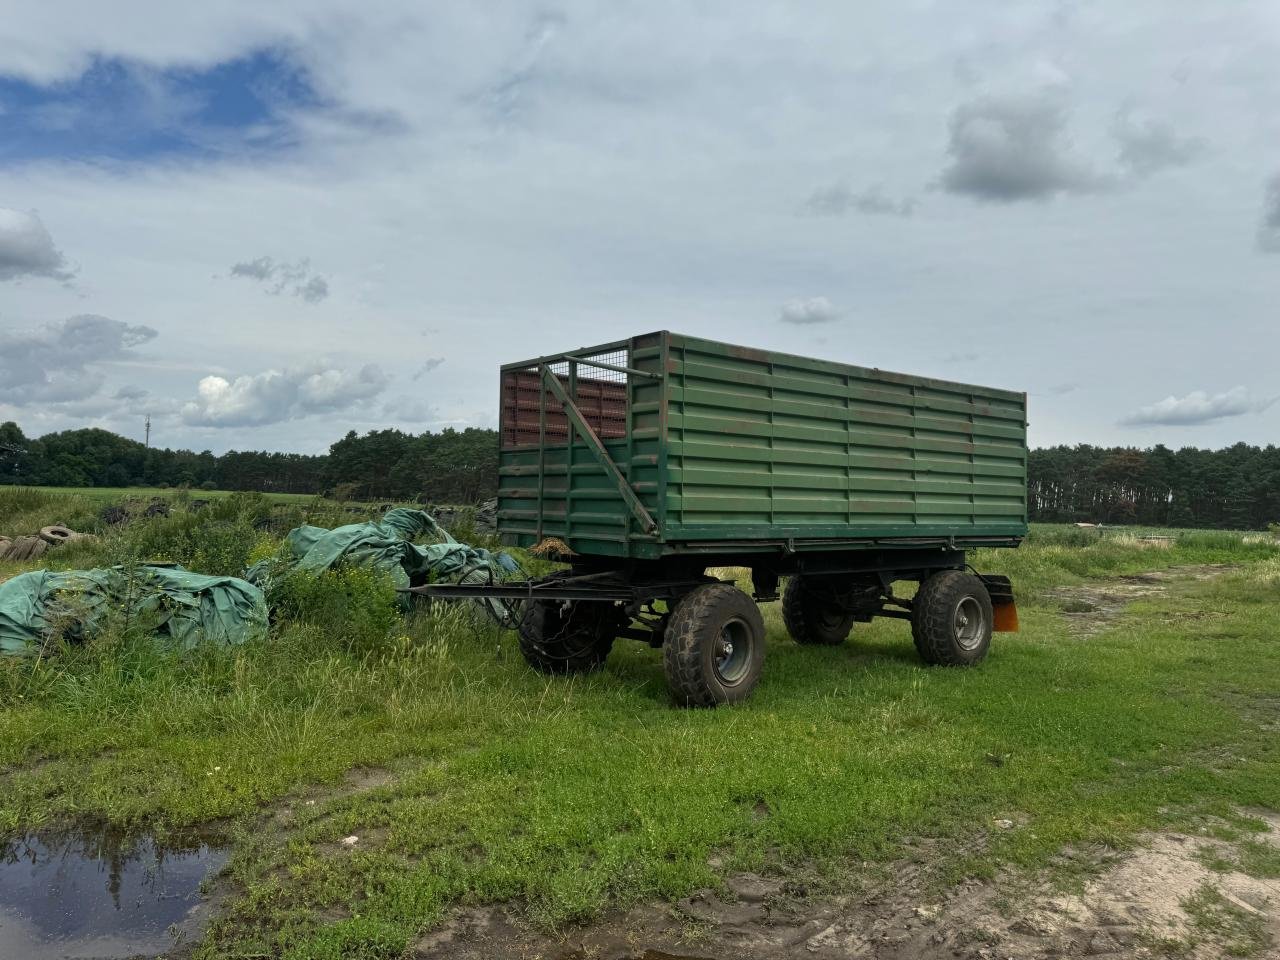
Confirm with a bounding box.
[497,332,667,558]
[662,333,1027,543]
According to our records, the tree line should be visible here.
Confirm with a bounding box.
[0,421,499,505]
[1028,443,1280,530]
[3,421,1278,528]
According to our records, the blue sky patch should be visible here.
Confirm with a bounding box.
[0,50,318,164]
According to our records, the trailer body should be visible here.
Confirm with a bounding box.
[497,330,1027,559]
[413,332,1026,707]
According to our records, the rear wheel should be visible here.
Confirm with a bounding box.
[782,576,855,645]
[518,599,625,675]
[911,570,993,666]
[663,583,765,707]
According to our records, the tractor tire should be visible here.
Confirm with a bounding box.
[518,599,624,675]
[782,576,855,645]
[911,570,993,667]
[663,582,765,707]
[39,525,74,545]
[7,536,46,562]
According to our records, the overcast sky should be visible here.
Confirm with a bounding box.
[1,2,1278,454]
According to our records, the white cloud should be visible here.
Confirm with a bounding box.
[181,362,390,427]
[1121,387,1275,427]
[779,297,840,325]
[0,208,74,282]
[0,315,158,403]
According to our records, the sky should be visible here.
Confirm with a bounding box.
[1,1,1278,455]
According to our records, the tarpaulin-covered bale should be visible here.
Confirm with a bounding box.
[0,565,269,657]
[245,508,519,598]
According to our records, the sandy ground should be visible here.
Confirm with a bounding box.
[410,816,1280,960]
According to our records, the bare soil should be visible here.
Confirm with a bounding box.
[409,818,1280,960]
[1042,564,1236,638]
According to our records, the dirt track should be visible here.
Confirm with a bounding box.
[409,812,1279,959]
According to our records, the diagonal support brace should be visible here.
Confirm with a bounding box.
[541,366,659,536]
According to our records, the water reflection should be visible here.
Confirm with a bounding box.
[0,828,228,959]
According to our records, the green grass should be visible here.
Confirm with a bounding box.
[1,502,1279,958]
[1182,884,1271,956]
[19,485,321,505]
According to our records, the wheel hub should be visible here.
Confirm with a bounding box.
[713,619,752,685]
[952,596,985,651]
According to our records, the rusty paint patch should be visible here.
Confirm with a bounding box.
[727,344,772,364]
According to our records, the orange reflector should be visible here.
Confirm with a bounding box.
[992,602,1019,633]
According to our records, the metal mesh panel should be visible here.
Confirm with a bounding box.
[500,349,629,448]
[572,349,628,441]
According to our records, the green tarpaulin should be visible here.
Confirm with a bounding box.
[244,507,518,595]
[0,565,269,657]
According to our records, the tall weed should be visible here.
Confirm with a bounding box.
[267,566,401,654]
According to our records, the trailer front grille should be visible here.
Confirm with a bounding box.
[500,349,629,448]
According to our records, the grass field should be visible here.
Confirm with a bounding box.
[19,485,322,504]
[1,488,1278,958]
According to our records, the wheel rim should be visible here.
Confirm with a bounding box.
[952,596,985,651]
[818,604,847,629]
[714,617,753,685]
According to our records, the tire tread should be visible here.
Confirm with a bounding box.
[663,583,765,707]
[910,570,992,667]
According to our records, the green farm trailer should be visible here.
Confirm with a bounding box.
[414,331,1027,706]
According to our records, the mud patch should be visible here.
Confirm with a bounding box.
[409,815,1280,959]
[1044,564,1235,638]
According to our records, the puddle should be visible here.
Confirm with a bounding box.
[0,829,229,959]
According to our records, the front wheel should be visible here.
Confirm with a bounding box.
[911,570,993,666]
[518,599,624,675]
[663,583,765,707]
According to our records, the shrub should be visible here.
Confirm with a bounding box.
[97,492,274,576]
[267,565,400,654]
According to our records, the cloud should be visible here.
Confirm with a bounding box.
[940,94,1103,202]
[229,256,329,303]
[296,275,329,303]
[803,184,916,218]
[1112,110,1205,177]
[113,384,149,401]
[0,315,158,403]
[411,357,445,380]
[779,296,840,325]
[180,361,390,427]
[1258,174,1280,253]
[1047,382,1078,396]
[1121,387,1275,427]
[385,397,440,423]
[0,208,74,282]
